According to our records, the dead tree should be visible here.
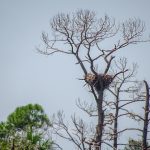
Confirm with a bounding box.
[38,10,147,150]
[117,80,150,150]
[52,111,95,150]
[121,80,150,150]
[142,80,150,150]
[105,58,145,150]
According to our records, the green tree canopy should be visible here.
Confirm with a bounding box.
[124,139,149,150]
[0,104,52,150]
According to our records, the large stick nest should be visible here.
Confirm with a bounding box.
[85,73,113,91]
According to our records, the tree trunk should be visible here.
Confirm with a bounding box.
[11,138,15,150]
[113,95,119,150]
[142,80,150,150]
[113,109,118,150]
[95,90,104,150]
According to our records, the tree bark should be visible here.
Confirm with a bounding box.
[113,89,120,150]
[142,80,150,150]
[95,90,104,150]
[113,97,119,150]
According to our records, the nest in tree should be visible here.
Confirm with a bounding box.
[85,73,113,91]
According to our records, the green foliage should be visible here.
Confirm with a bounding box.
[124,139,142,150]
[7,104,50,129]
[0,104,53,150]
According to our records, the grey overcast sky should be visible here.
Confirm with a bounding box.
[0,0,150,148]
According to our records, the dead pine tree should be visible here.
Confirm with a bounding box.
[105,58,146,150]
[119,80,150,150]
[123,80,150,150]
[106,58,137,149]
[137,80,150,150]
[38,10,147,150]
[142,80,150,150]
